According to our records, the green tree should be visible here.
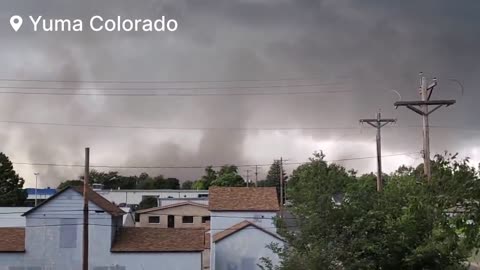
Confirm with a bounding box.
[0,153,27,206]
[210,165,246,187]
[193,166,218,190]
[192,180,208,190]
[181,180,194,189]
[270,152,480,270]
[57,180,84,189]
[161,177,180,189]
[258,160,288,204]
[138,196,158,210]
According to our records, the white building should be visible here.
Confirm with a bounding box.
[209,187,284,270]
[96,189,208,206]
[0,186,204,270]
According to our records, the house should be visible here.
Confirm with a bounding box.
[0,186,205,270]
[96,189,209,206]
[136,202,211,269]
[136,201,210,228]
[209,187,284,270]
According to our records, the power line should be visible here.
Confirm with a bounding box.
[0,120,360,131]
[0,89,352,97]
[11,152,419,169]
[0,76,349,84]
[0,120,477,132]
[0,82,349,91]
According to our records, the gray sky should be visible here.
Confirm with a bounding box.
[0,0,479,188]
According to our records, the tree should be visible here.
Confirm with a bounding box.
[138,196,158,210]
[269,152,480,270]
[258,160,288,203]
[162,177,180,189]
[192,166,218,190]
[57,180,84,190]
[0,153,27,206]
[210,165,246,187]
[181,180,194,189]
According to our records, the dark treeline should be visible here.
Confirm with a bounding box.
[58,170,180,190]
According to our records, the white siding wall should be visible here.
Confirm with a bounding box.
[214,228,282,270]
[0,207,32,227]
[210,211,279,270]
[0,189,201,270]
[210,211,277,234]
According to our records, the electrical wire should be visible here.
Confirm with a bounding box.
[10,152,419,169]
[0,82,349,91]
[0,120,478,133]
[0,76,349,84]
[0,89,352,97]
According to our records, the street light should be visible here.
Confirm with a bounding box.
[34,173,39,206]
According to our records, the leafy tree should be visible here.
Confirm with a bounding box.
[210,165,246,187]
[270,152,480,270]
[138,196,158,210]
[193,166,218,190]
[57,180,84,189]
[181,180,194,189]
[192,179,209,190]
[0,153,27,206]
[161,177,180,189]
[210,172,246,187]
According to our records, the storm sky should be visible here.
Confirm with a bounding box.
[0,0,479,188]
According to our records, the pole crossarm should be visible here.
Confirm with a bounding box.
[395,100,456,107]
[359,119,396,125]
[395,100,456,116]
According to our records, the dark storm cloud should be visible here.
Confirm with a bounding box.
[0,0,479,187]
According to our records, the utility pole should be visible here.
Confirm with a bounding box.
[360,112,396,192]
[394,73,456,182]
[254,165,258,187]
[246,169,250,187]
[83,147,90,270]
[34,172,39,206]
[279,157,284,210]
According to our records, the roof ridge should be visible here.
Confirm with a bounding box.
[23,186,125,217]
[136,201,208,213]
[212,220,283,243]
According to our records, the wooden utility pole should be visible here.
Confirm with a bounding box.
[254,165,258,187]
[279,157,284,210]
[394,73,456,182]
[360,112,396,192]
[83,147,90,270]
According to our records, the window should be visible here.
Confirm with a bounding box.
[202,216,210,223]
[148,216,160,223]
[60,218,77,248]
[182,216,194,223]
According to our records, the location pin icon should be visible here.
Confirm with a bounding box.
[10,15,23,32]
